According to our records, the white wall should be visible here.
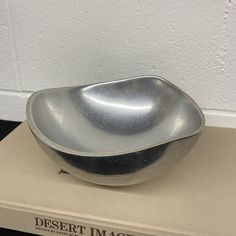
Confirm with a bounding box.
[0,0,236,127]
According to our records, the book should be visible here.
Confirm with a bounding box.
[0,122,236,236]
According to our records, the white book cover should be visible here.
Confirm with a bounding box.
[0,123,236,236]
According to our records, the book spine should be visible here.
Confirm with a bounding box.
[0,203,157,236]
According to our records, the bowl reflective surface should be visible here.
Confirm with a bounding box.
[26,76,204,186]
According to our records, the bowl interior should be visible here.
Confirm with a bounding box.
[28,77,204,155]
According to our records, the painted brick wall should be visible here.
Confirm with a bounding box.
[0,0,236,127]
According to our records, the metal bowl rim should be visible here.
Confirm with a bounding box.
[26,75,205,157]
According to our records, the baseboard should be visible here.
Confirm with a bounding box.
[0,90,31,121]
[0,90,236,128]
[203,109,236,128]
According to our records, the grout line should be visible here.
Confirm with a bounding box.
[0,88,33,93]
[0,89,33,96]
[5,0,23,91]
[0,88,35,93]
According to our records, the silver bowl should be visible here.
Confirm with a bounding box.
[26,76,204,186]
